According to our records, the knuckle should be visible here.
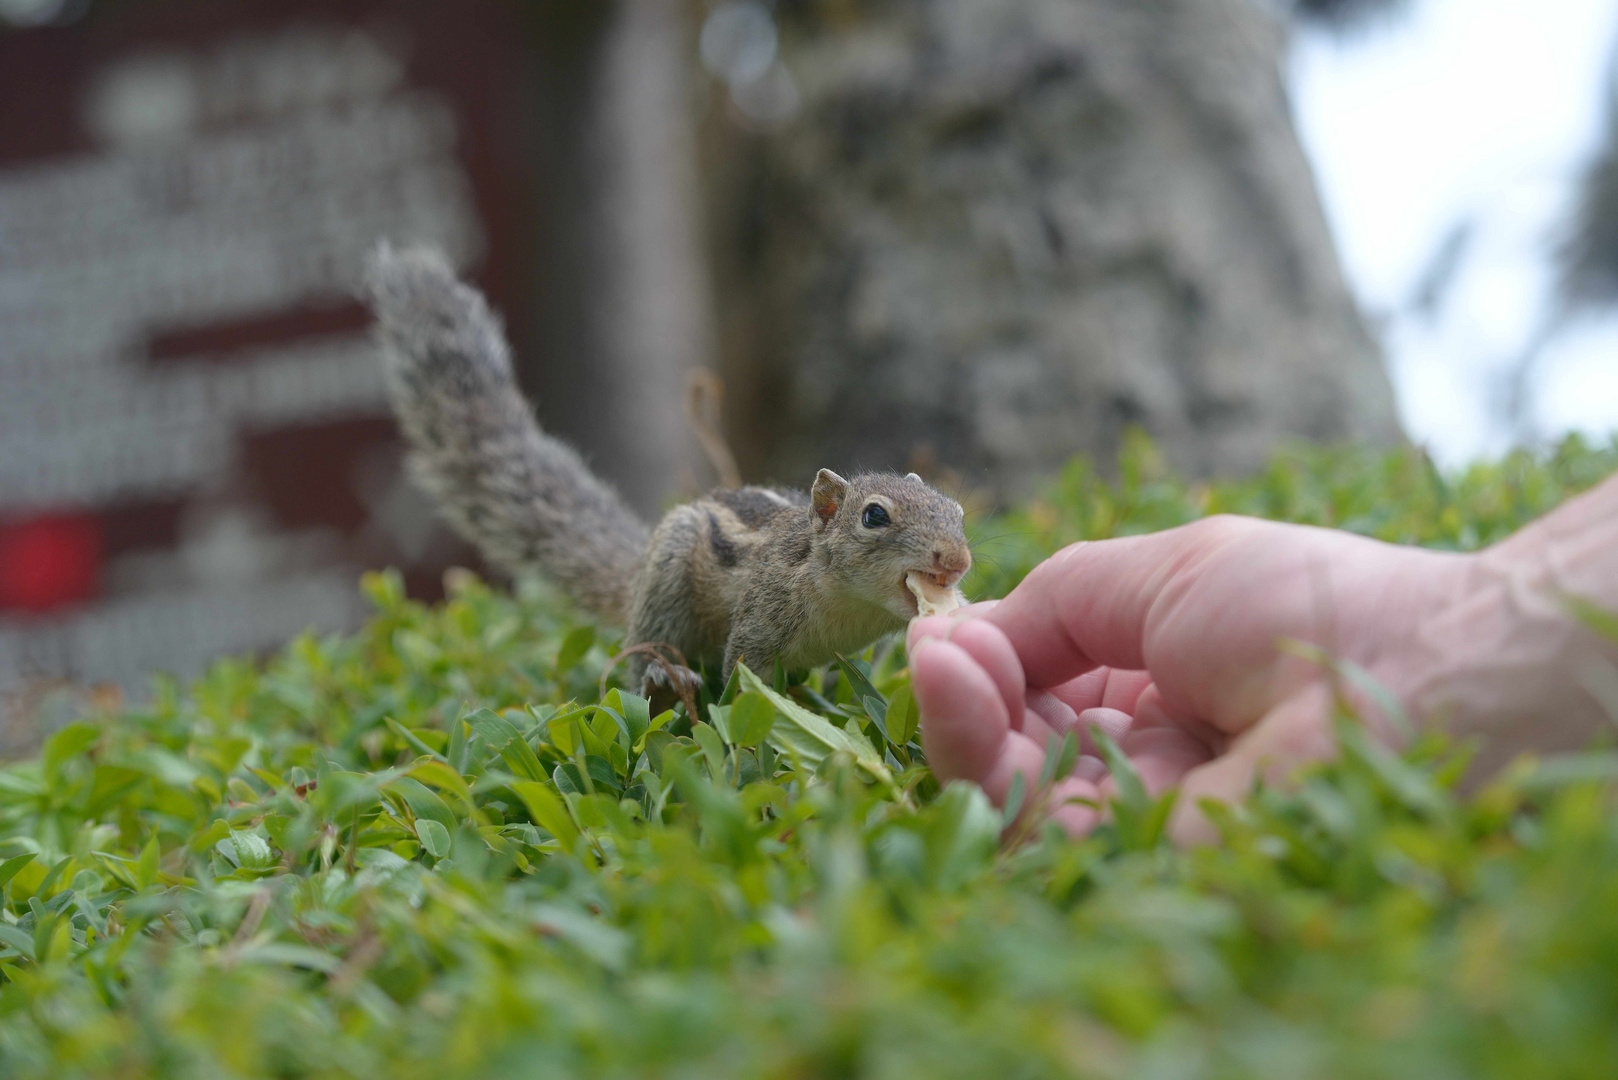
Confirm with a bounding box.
[1182,513,1256,548]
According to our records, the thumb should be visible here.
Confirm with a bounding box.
[986,516,1257,688]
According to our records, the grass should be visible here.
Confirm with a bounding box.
[1,433,1617,1079]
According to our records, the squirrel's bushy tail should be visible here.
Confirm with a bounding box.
[363,244,647,624]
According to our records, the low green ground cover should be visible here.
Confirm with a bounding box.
[1,435,1617,1079]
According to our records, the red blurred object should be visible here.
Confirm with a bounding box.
[0,513,102,613]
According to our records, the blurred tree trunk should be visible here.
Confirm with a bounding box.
[705,0,1403,500]
[515,0,713,518]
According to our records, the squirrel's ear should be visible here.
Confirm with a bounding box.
[811,469,849,525]
[904,472,924,484]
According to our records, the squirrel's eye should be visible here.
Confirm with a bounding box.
[861,503,890,528]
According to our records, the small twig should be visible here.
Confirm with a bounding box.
[345,809,361,876]
[218,887,273,967]
[685,369,742,489]
[600,642,701,721]
[231,889,272,947]
[329,912,384,997]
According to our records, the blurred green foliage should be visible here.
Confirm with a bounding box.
[966,429,1618,598]
[2,434,1617,1079]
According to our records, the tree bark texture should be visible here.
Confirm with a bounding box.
[707,0,1404,500]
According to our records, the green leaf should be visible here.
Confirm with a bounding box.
[34,857,74,900]
[1002,771,1026,829]
[706,704,733,744]
[1094,728,1176,850]
[835,654,892,742]
[718,664,743,706]
[415,819,452,858]
[736,665,893,789]
[410,759,475,811]
[135,837,159,892]
[1520,751,1618,793]
[1093,729,1147,813]
[834,653,882,701]
[217,831,275,871]
[886,685,919,746]
[728,693,778,749]
[466,708,547,782]
[0,771,45,798]
[85,765,146,816]
[584,755,622,793]
[578,712,617,761]
[641,731,677,773]
[607,690,652,746]
[32,909,60,965]
[309,768,391,831]
[1039,731,1079,791]
[235,943,342,974]
[1337,721,1448,818]
[386,717,448,763]
[553,763,585,797]
[388,777,457,831]
[447,713,470,774]
[546,706,594,756]
[691,723,727,773]
[188,820,231,857]
[1131,789,1179,850]
[465,704,520,747]
[634,710,676,754]
[528,903,630,972]
[592,703,632,746]
[511,781,580,849]
[0,922,34,961]
[925,783,1001,889]
[360,567,404,610]
[860,697,891,742]
[0,853,36,893]
[43,722,99,776]
[555,625,596,673]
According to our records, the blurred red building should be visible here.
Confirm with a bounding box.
[0,1,544,741]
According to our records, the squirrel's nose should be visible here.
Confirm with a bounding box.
[932,547,972,576]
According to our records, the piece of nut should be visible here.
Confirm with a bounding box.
[906,571,961,618]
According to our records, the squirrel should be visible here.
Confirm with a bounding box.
[361,245,972,700]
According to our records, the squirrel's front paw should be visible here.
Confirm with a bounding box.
[641,663,704,712]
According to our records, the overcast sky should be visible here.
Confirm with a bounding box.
[1290,0,1618,466]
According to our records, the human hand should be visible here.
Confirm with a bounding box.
[908,504,1617,845]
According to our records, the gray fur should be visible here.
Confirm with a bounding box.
[362,246,972,696]
[363,245,647,623]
